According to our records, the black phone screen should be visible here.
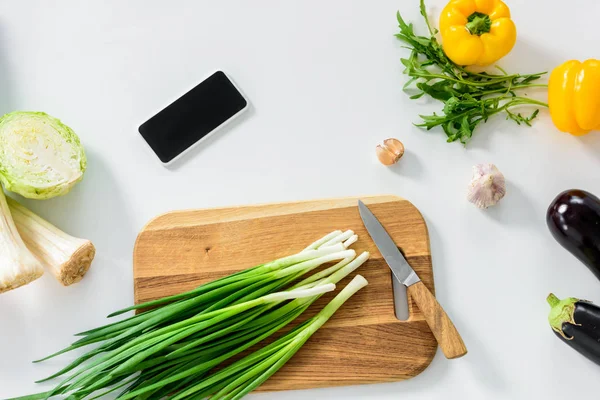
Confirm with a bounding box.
[139,71,247,163]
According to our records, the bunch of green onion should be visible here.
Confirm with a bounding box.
[17,230,370,400]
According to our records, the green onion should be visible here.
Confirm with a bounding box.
[171,275,369,400]
[112,252,370,399]
[18,231,369,399]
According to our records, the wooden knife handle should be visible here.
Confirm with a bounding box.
[407,281,467,359]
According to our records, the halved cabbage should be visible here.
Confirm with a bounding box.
[0,111,86,199]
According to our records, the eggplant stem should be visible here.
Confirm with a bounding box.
[547,293,579,339]
[547,293,560,307]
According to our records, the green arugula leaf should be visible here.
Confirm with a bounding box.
[395,1,548,144]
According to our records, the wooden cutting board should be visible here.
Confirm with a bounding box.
[133,195,437,391]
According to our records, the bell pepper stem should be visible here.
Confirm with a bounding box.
[465,12,492,35]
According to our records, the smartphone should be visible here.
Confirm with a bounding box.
[139,71,249,165]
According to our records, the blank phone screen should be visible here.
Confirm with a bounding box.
[139,71,247,163]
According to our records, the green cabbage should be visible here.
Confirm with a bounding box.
[0,111,86,199]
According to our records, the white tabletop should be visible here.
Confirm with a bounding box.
[2,0,600,398]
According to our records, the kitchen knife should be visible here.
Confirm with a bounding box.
[358,200,467,359]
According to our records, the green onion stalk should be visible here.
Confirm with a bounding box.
[16,230,369,399]
[110,252,370,400]
[171,275,369,400]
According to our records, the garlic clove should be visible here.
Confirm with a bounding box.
[383,138,404,157]
[376,145,396,165]
[467,163,506,209]
[376,138,404,166]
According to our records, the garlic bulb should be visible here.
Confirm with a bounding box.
[467,164,506,209]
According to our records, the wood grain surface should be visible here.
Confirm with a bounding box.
[133,195,437,391]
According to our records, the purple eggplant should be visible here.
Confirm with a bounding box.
[546,189,600,281]
[547,294,600,366]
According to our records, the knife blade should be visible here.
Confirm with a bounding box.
[358,200,421,287]
[358,200,467,359]
[358,200,410,320]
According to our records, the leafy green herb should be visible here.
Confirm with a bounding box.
[395,0,548,144]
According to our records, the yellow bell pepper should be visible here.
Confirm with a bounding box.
[548,59,600,136]
[439,0,517,66]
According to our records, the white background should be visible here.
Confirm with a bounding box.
[1,0,600,398]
